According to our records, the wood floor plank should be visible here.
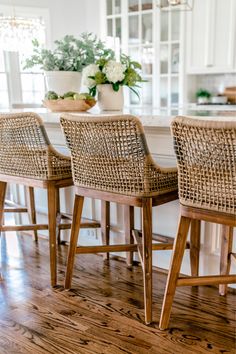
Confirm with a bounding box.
[0,231,235,354]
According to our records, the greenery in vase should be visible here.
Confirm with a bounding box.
[82,54,144,98]
[24,33,115,72]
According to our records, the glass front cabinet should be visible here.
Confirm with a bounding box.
[101,0,187,108]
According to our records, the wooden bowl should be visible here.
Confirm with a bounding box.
[43,98,96,112]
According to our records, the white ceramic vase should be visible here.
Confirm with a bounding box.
[44,71,82,96]
[197,96,210,104]
[97,84,124,111]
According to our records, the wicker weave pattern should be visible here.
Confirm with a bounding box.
[60,114,177,197]
[0,112,71,180]
[171,116,236,215]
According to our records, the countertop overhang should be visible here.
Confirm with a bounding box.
[0,107,235,129]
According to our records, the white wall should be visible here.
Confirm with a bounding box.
[84,0,102,36]
[0,0,102,45]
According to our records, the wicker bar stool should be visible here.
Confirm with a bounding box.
[0,112,74,287]
[159,116,236,330]
[60,114,179,324]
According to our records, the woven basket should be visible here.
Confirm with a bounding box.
[43,99,96,112]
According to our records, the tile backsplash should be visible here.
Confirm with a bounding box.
[187,73,236,103]
[195,74,236,95]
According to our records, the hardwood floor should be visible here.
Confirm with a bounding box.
[0,231,235,354]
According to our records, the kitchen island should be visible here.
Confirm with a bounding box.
[1,107,236,284]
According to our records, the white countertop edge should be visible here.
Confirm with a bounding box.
[0,107,235,128]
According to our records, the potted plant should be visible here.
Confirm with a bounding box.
[196,89,211,104]
[82,54,144,110]
[24,33,114,95]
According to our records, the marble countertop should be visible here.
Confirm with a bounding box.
[0,106,235,128]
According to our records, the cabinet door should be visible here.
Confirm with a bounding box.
[186,0,207,73]
[213,0,236,72]
[187,0,236,74]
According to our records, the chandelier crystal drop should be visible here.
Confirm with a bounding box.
[0,16,45,52]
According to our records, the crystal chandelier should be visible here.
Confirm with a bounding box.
[0,15,45,52]
[157,0,194,11]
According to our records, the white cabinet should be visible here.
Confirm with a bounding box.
[101,0,185,108]
[187,0,236,74]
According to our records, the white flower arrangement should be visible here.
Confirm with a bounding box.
[102,60,125,83]
[82,64,99,88]
[82,54,144,98]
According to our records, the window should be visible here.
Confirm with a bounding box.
[105,0,155,107]
[105,0,123,58]
[19,53,45,105]
[127,1,154,106]
[0,5,50,108]
[0,51,9,107]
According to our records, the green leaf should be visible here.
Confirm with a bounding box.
[129,86,140,101]
[94,72,106,85]
[32,38,39,47]
[112,82,120,92]
[89,86,97,97]
[131,61,142,69]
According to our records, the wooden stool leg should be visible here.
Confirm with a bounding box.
[26,186,38,242]
[101,200,110,261]
[55,188,61,245]
[65,195,84,289]
[190,219,201,277]
[124,205,134,267]
[0,182,7,229]
[0,182,7,281]
[142,199,152,325]
[47,183,58,287]
[159,216,191,330]
[219,225,234,296]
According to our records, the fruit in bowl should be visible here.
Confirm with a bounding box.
[45,91,59,100]
[43,91,96,112]
[73,92,96,104]
[63,91,78,100]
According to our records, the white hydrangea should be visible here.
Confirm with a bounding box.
[103,60,125,83]
[82,64,99,88]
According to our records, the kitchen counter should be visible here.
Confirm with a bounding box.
[188,103,236,111]
[1,106,235,129]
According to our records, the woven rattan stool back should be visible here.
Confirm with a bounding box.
[0,112,71,180]
[171,116,236,215]
[60,114,177,197]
